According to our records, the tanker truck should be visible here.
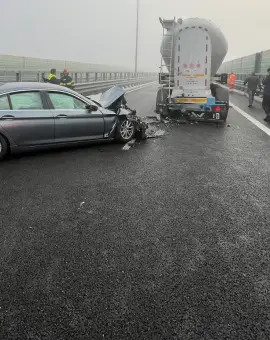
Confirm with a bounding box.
[156,17,229,123]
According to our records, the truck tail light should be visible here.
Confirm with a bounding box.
[212,105,224,112]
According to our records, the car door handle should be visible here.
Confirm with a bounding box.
[1,115,15,120]
[56,114,68,118]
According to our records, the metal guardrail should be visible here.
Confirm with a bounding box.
[233,79,264,97]
[216,73,265,96]
[74,77,157,95]
[0,69,156,83]
[0,69,158,96]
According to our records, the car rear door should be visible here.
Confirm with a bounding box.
[46,91,105,143]
[0,91,54,146]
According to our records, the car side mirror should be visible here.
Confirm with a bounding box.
[86,104,98,112]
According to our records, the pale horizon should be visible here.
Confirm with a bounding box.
[1,0,269,72]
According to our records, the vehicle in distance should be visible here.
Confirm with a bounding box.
[0,82,146,160]
[156,17,229,123]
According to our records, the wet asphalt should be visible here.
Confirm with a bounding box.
[1,85,270,340]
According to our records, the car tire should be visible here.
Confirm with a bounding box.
[0,134,8,161]
[116,119,136,143]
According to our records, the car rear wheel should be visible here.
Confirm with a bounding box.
[0,135,8,161]
[116,119,136,143]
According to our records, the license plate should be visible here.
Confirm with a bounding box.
[174,98,207,104]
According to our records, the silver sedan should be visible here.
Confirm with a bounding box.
[0,82,143,160]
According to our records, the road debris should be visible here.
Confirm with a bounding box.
[122,139,136,150]
[78,201,85,209]
[146,128,166,138]
[144,116,160,124]
[141,116,168,139]
[146,116,157,119]
[153,129,165,137]
[127,139,136,146]
[122,144,131,150]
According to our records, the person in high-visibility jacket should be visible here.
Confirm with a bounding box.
[60,69,74,89]
[47,68,61,85]
[228,72,236,91]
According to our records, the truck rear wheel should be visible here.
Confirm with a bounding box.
[156,88,169,118]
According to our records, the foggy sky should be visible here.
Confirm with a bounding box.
[1,0,269,72]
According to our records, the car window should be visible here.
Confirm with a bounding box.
[10,92,43,110]
[0,95,10,110]
[48,92,87,110]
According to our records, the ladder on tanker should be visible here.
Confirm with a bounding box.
[159,17,176,95]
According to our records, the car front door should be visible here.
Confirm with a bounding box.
[0,91,54,146]
[46,91,105,143]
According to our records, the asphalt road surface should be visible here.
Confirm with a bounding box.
[1,84,270,340]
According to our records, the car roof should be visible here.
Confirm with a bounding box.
[0,82,77,95]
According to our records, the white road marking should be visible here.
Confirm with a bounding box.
[89,81,156,102]
[125,81,157,94]
[230,102,270,137]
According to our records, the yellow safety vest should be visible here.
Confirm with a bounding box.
[48,73,56,80]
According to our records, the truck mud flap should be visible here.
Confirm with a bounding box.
[215,86,229,102]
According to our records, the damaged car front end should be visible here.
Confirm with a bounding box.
[88,86,148,142]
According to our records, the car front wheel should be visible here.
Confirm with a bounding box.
[116,119,136,143]
[0,135,8,161]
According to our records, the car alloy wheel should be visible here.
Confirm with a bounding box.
[119,120,135,141]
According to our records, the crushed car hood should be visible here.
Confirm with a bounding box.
[89,85,125,109]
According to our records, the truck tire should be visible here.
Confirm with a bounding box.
[156,87,169,118]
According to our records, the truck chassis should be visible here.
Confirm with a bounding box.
[156,74,229,124]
